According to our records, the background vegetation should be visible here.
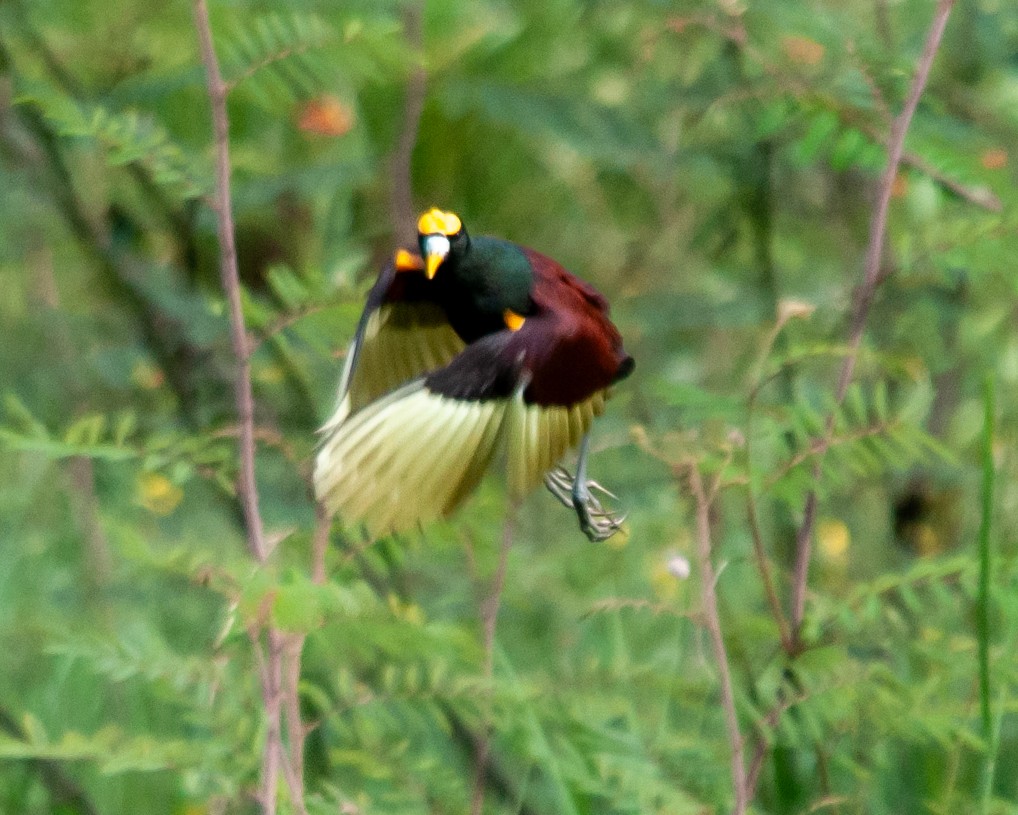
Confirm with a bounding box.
[1,0,1016,812]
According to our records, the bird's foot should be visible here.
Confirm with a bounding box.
[544,466,627,542]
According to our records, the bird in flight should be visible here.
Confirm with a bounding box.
[314,208,634,541]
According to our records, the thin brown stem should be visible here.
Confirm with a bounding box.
[224,44,313,94]
[273,509,331,809]
[253,302,331,351]
[193,5,311,814]
[312,503,331,585]
[841,0,954,403]
[211,424,301,467]
[390,1,426,245]
[746,687,810,795]
[280,633,310,815]
[745,483,792,652]
[686,463,748,815]
[584,597,698,619]
[249,630,307,815]
[469,507,516,815]
[743,319,797,652]
[193,0,267,563]
[874,0,894,51]
[901,149,1001,212]
[250,631,281,815]
[271,510,330,812]
[790,0,955,644]
[767,419,896,489]
[791,475,820,643]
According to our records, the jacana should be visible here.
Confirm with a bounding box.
[314,208,633,541]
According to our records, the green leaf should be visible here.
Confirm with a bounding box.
[272,577,325,632]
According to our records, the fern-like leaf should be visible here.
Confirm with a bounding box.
[16,81,206,200]
[218,12,335,104]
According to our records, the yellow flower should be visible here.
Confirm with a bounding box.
[387,594,425,626]
[817,518,850,561]
[137,472,183,516]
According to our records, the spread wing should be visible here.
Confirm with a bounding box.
[314,379,511,536]
[319,258,466,434]
[314,314,608,538]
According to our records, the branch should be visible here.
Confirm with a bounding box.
[766,418,898,489]
[279,632,310,815]
[901,150,1001,212]
[686,462,748,815]
[225,44,314,94]
[193,6,300,815]
[790,0,956,645]
[312,503,331,585]
[252,302,331,351]
[746,689,805,795]
[470,507,515,815]
[848,41,999,212]
[193,0,267,563]
[272,509,333,811]
[390,1,426,245]
[742,311,803,654]
[841,0,956,403]
[250,630,282,815]
[745,483,792,652]
[584,597,698,620]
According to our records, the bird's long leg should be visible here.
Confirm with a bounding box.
[543,434,626,541]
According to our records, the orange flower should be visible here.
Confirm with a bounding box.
[782,35,824,66]
[298,96,354,137]
[980,148,1007,170]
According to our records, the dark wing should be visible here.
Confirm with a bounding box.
[319,257,466,434]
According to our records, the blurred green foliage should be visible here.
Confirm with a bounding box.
[1,0,1018,813]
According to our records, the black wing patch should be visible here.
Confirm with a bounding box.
[424,332,523,401]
